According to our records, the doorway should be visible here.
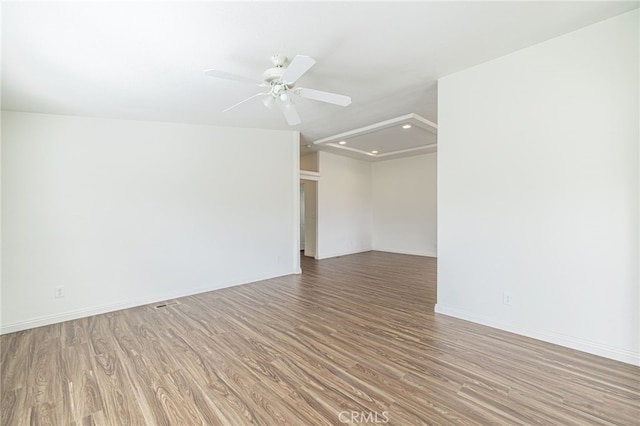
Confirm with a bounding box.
[300,179,317,258]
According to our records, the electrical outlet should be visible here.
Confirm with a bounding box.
[54,286,65,298]
[503,292,513,306]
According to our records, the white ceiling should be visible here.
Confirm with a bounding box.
[2,1,637,161]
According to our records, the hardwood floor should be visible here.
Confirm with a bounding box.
[1,251,639,425]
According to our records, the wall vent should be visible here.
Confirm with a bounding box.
[154,301,179,309]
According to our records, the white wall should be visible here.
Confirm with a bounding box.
[372,153,437,257]
[1,111,300,333]
[316,151,372,259]
[437,10,639,365]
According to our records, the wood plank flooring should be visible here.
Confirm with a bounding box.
[1,251,639,425]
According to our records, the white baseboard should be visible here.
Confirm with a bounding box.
[373,248,437,257]
[1,270,296,335]
[434,304,640,366]
[315,247,372,260]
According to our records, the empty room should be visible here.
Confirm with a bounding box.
[1,2,639,425]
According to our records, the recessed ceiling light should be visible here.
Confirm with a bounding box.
[371,150,378,154]
[402,124,412,129]
[339,140,347,145]
[305,144,312,149]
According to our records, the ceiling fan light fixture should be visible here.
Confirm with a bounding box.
[263,95,275,109]
[280,92,289,102]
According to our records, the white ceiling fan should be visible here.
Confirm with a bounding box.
[205,55,351,126]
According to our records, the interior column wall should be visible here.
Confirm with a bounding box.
[316,151,372,259]
[372,153,437,257]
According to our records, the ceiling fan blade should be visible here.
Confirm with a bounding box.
[222,93,264,112]
[296,87,352,106]
[205,69,264,86]
[281,55,316,84]
[279,101,301,126]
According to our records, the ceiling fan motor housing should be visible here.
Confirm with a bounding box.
[264,54,296,86]
[263,67,286,84]
[262,67,295,89]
